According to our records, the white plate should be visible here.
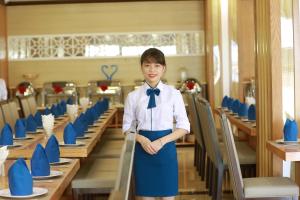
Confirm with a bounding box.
[0,187,48,199]
[276,139,300,145]
[76,135,91,139]
[88,125,100,128]
[26,129,44,134]
[13,136,33,140]
[0,143,22,148]
[50,158,72,165]
[32,170,63,180]
[59,141,85,147]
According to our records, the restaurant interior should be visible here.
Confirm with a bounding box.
[0,0,300,199]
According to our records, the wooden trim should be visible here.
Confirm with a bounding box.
[292,0,300,187]
[5,0,203,6]
[204,0,215,108]
[255,0,282,177]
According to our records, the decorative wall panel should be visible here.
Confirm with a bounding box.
[8,31,204,60]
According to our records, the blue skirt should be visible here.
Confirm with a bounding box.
[134,129,178,197]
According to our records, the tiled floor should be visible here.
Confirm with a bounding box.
[176,147,234,200]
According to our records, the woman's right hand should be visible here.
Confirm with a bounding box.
[137,134,157,155]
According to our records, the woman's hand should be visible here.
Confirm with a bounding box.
[150,139,164,153]
[137,135,157,155]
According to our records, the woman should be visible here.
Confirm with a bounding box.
[123,48,190,200]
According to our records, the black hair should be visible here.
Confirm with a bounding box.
[140,48,166,66]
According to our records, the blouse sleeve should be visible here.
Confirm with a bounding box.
[173,90,190,133]
[122,93,137,133]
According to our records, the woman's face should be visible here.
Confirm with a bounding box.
[141,61,165,86]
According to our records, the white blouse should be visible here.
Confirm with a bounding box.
[122,81,190,133]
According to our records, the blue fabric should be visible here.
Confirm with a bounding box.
[15,119,26,138]
[33,111,43,128]
[67,97,73,105]
[85,109,95,125]
[63,123,77,144]
[248,104,256,121]
[56,104,64,116]
[221,96,229,108]
[73,118,85,137]
[78,113,89,131]
[45,135,60,163]
[227,98,234,111]
[146,88,160,109]
[31,144,50,176]
[284,119,299,141]
[232,99,240,114]
[0,124,13,145]
[8,158,33,196]
[51,104,59,118]
[43,107,51,115]
[134,129,178,197]
[238,103,249,118]
[60,100,67,113]
[90,107,98,121]
[26,115,37,132]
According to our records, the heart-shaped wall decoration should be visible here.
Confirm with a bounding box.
[101,64,118,80]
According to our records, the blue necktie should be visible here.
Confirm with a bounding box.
[146,88,160,109]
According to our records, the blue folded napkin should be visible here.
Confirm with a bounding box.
[15,119,26,138]
[51,104,59,118]
[64,123,77,144]
[0,123,13,145]
[57,104,64,116]
[45,135,60,163]
[8,158,33,196]
[85,109,95,125]
[103,98,109,111]
[221,96,229,108]
[91,107,99,121]
[67,97,73,105]
[26,115,37,132]
[73,118,85,137]
[232,99,240,114]
[238,103,249,118]
[31,143,50,176]
[227,98,234,111]
[284,119,298,141]
[60,100,67,113]
[44,107,51,115]
[78,113,89,131]
[34,111,43,128]
[248,104,256,121]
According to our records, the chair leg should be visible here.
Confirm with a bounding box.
[194,141,198,167]
[215,166,224,200]
[72,189,79,200]
[200,147,206,181]
[206,158,211,189]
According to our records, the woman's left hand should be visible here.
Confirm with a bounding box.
[150,139,164,153]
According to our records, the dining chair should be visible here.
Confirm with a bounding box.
[195,97,256,200]
[1,102,15,128]
[219,111,299,199]
[186,93,206,180]
[108,133,136,200]
[18,96,31,118]
[8,100,20,124]
[27,95,37,115]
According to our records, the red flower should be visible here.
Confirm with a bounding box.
[53,85,63,94]
[99,85,108,92]
[18,85,27,94]
[186,81,195,90]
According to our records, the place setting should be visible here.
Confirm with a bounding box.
[275,118,300,146]
[13,119,34,141]
[0,124,22,148]
[59,123,85,147]
[25,114,44,134]
[0,158,48,199]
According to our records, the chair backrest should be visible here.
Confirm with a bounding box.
[186,93,205,148]
[19,97,31,118]
[1,102,14,128]
[27,95,37,115]
[8,100,20,124]
[109,133,136,200]
[195,97,223,167]
[0,105,5,129]
[219,112,244,199]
